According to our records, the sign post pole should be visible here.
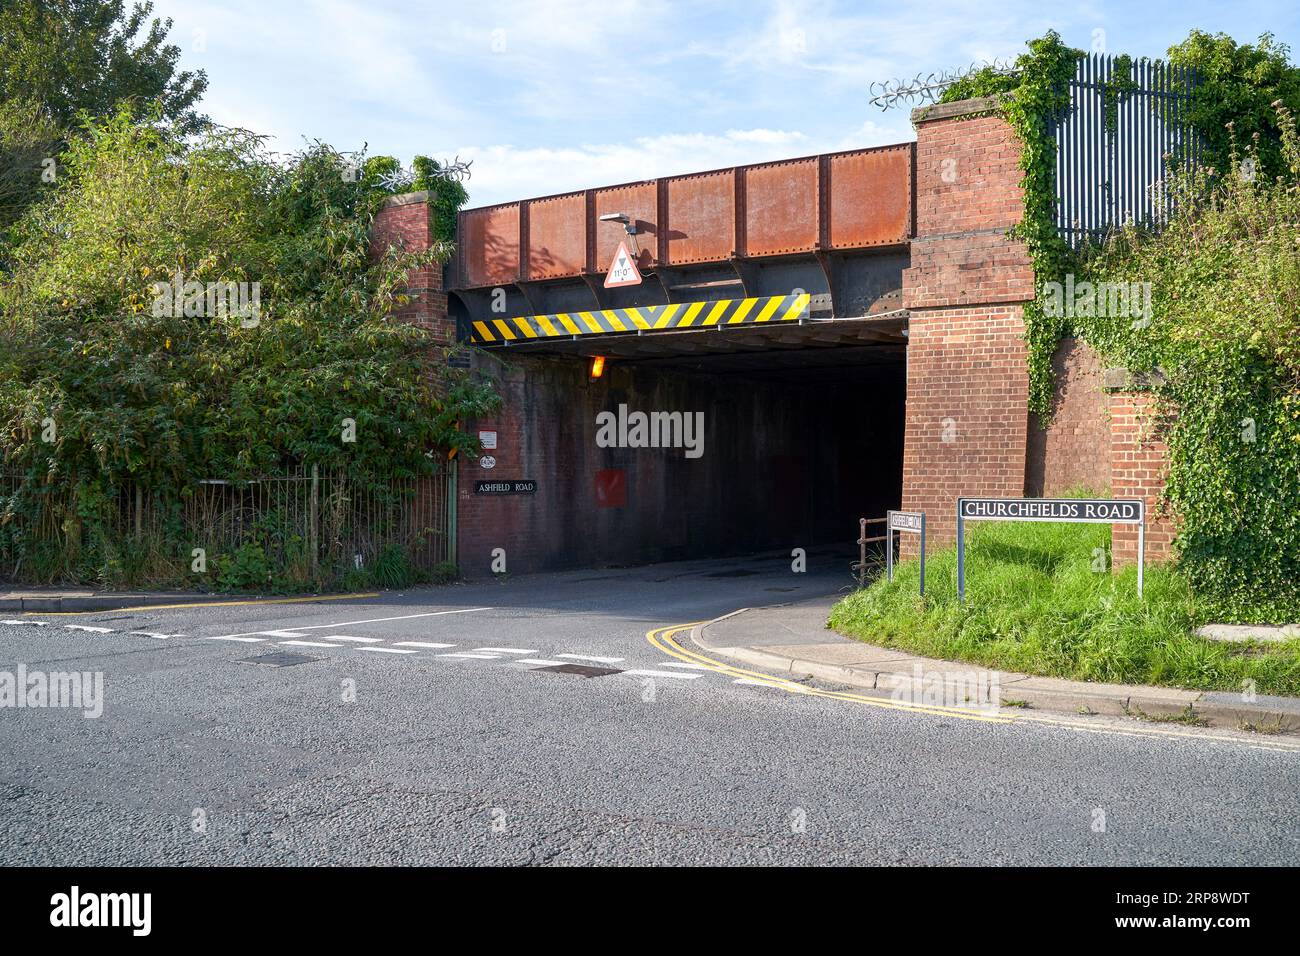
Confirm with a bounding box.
[886,515,894,583]
[1137,511,1145,599]
[919,513,926,597]
[956,502,965,603]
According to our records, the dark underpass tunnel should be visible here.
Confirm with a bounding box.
[537,343,907,570]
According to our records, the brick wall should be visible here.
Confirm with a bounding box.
[1025,336,1111,497]
[900,99,1036,547]
[370,192,454,345]
[1108,388,1175,564]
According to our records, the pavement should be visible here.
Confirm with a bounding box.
[697,596,1300,734]
[1,549,1297,865]
[0,589,283,613]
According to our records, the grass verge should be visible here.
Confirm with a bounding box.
[828,519,1300,697]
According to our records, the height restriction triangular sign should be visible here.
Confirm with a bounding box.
[604,240,643,288]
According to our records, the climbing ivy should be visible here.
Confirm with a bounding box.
[942,32,1300,620]
[940,30,1082,416]
[1103,54,1136,132]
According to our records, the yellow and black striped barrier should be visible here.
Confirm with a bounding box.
[468,293,810,346]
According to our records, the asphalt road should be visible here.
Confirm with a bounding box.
[1,550,1297,866]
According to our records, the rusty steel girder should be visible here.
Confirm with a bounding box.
[452,142,914,291]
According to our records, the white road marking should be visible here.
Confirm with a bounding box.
[279,640,342,648]
[207,636,265,643]
[327,636,383,643]
[203,607,492,642]
[439,652,501,660]
[257,630,309,638]
[2,620,47,626]
[557,653,624,664]
[128,631,181,639]
[296,608,492,629]
[358,647,417,654]
[393,641,457,649]
[622,669,702,680]
[476,647,536,654]
[517,658,566,666]
[64,625,114,633]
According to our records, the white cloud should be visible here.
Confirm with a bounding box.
[457,122,911,206]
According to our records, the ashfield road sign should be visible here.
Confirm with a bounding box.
[474,479,536,495]
[604,240,642,288]
[886,510,926,595]
[956,497,1146,601]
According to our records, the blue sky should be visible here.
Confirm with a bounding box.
[149,0,1299,206]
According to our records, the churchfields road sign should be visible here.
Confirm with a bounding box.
[956,497,1146,601]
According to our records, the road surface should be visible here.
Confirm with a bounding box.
[1,551,1296,865]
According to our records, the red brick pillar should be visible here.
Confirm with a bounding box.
[900,97,1036,548]
[1105,373,1175,564]
[371,191,461,568]
[370,191,455,344]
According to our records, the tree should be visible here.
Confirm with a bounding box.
[0,1,208,238]
[1168,31,1300,178]
[0,0,208,132]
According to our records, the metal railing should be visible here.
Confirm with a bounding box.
[1054,54,1202,248]
[0,464,457,586]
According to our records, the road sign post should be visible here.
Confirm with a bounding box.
[886,510,926,595]
[955,497,1145,602]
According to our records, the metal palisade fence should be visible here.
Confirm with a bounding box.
[0,464,457,587]
[1054,53,1202,248]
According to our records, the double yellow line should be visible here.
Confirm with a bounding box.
[647,621,1300,752]
[646,623,1012,724]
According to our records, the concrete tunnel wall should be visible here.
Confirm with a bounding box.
[454,353,906,576]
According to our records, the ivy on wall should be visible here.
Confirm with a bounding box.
[940,30,1082,417]
[942,31,1300,621]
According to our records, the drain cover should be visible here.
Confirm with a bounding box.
[537,663,622,678]
[237,652,320,668]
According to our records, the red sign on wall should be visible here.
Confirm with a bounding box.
[595,468,626,508]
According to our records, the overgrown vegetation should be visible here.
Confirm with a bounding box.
[938,30,1300,622]
[0,2,492,590]
[830,520,1300,696]
[0,107,495,588]
[1084,107,1300,621]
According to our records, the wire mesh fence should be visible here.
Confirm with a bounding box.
[0,464,456,589]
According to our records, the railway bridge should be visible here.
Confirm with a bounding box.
[373,97,1170,574]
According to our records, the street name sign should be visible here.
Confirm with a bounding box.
[956,497,1146,601]
[474,480,537,495]
[886,510,926,595]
